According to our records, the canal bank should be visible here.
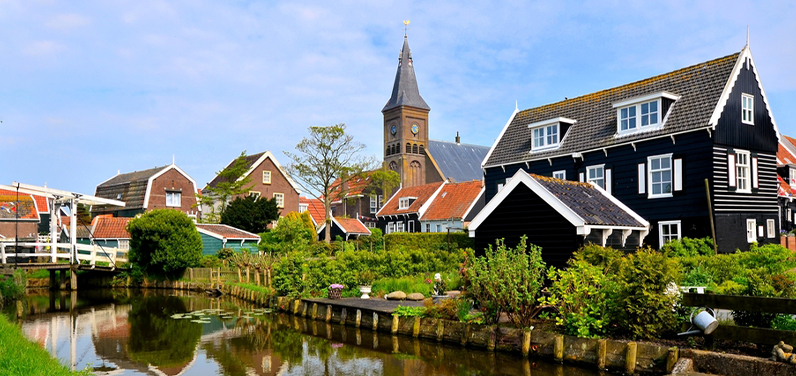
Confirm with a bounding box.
[0,313,88,376]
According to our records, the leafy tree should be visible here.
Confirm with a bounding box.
[127,209,203,277]
[197,151,254,223]
[366,163,401,205]
[284,124,376,243]
[271,212,315,251]
[220,195,279,233]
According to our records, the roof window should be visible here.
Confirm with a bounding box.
[528,117,576,153]
[398,197,417,210]
[613,92,679,137]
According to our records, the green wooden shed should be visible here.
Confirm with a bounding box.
[195,224,261,256]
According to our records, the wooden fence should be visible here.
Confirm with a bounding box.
[682,292,796,346]
[182,266,273,287]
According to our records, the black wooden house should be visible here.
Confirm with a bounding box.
[470,45,780,260]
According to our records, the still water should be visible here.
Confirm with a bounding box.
[11,289,604,376]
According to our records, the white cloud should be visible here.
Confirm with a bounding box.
[21,40,66,56]
[46,13,90,29]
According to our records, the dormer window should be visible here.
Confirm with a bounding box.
[398,197,416,209]
[613,92,679,136]
[528,117,576,152]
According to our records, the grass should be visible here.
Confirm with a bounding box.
[0,314,90,376]
[371,271,462,297]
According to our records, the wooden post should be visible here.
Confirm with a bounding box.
[487,325,497,351]
[189,267,194,281]
[217,267,221,286]
[391,314,399,334]
[325,305,332,322]
[436,320,444,342]
[16,300,23,318]
[597,339,607,370]
[553,335,564,362]
[373,312,379,331]
[293,299,300,315]
[625,341,637,374]
[705,179,718,253]
[340,308,347,325]
[667,347,679,374]
[246,267,250,283]
[355,309,361,328]
[312,303,318,319]
[49,270,57,291]
[302,302,308,317]
[413,317,420,337]
[69,264,77,290]
[521,328,532,357]
[461,324,470,346]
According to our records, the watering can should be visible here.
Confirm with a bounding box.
[678,307,718,336]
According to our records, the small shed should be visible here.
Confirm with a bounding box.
[195,224,261,256]
[317,217,371,241]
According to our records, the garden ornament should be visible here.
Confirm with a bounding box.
[678,307,718,336]
[771,341,796,364]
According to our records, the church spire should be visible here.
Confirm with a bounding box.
[382,35,430,112]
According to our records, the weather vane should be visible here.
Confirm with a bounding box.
[403,20,410,36]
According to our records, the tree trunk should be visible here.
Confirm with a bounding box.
[237,268,242,283]
[246,267,250,283]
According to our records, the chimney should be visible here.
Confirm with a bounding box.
[455,132,461,144]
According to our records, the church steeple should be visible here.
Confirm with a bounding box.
[382,36,430,112]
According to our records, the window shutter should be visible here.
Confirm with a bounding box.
[728,153,736,188]
[579,172,584,182]
[752,155,759,190]
[638,163,646,194]
[605,169,612,194]
[674,159,683,191]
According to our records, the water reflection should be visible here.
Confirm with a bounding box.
[12,290,604,376]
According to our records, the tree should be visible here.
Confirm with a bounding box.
[220,195,279,234]
[127,209,203,277]
[366,163,401,206]
[197,151,254,223]
[284,124,376,243]
[271,212,315,251]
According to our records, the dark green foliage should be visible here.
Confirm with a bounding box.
[465,236,546,327]
[272,251,310,298]
[613,247,680,339]
[128,209,203,277]
[198,151,255,223]
[269,213,315,251]
[660,237,715,257]
[543,259,616,338]
[393,306,426,317]
[574,243,624,274]
[220,195,279,234]
[127,295,202,367]
[200,255,222,268]
[385,232,473,252]
[216,247,235,261]
[0,269,26,306]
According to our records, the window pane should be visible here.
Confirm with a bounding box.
[621,119,628,130]
[650,101,657,112]
[650,113,658,124]
[642,114,649,126]
[629,117,636,128]
[628,106,635,116]
[621,108,627,118]
[651,158,660,170]
[641,103,648,114]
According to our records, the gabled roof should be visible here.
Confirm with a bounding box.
[62,224,94,239]
[94,164,197,212]
[421,180,483,221]
[778,140,796,167]
[317,217,371,236]
[377,181,444,217]
[195,224,261,240]
[328,172,375,201]
[0,189,39,221]
[427,140,488,182]
[484,50,742,167]
[469,171,648,236]
[299,196,326,226]
[205,151,300,194]
[383,36,430,112]
[778,176,795,198]
[92,217,132,239]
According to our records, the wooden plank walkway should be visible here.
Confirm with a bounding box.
[302,297,424,313]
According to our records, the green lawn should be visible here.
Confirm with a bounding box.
[0,314,90,376]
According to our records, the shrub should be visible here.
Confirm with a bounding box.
[217,248,235,261]
[393,306,425,317]
[661,237,715,257]
[270,213,315,252]
[385,232,473,252]
[200,255,222,268]
[128,209,203,277]
[271,251,309,298]
[732,270,782,328]
[612,247,680,339]
[423,297,472,321]
[466,236,546,327]
[574,243,624,274]
[220,195,279,234]
[0,269,26,306]
[542,259,616,338]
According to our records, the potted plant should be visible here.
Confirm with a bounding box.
[329,284,344,300]
[358,270,376,299]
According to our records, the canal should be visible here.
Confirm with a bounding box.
[8,289,605,375]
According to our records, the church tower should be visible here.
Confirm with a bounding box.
[383,35,431,189]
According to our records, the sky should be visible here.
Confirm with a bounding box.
[1,1,795,195]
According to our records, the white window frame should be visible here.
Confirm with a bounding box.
[647,154,673,198]
[263,170,272,184]
[767,219,776,238]
[736,150,751,193]
[658,220,681,246]
[531,123,559,151]
[425,223,430,232]
[746,219,757,243]
[370,194,378,214]
[742,93,754,125]
[396,221,405,232]
[299,203,308,213]
[118,239,130,250]
[436,224,442,232]
[398,197,414,210]
[165,191,181,207]
[586,165,605,189]
[617,99,661,135]
[790,168,796,188]
[273,192,284,208]
[553,170,566,180]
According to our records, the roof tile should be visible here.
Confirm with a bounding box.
[195,224,260,240]
[377,182,444,217]
[92,217,132,239]
[421,180,482,221]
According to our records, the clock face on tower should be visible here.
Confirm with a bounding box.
[390,124,397,135]
[411,123,419,135]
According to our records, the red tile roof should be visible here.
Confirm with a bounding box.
[0,190,39,220]
[420,180,483,221]
[195,224,260,240]
[92,217,132,239]
[299,196,326,225]
[779,142,796,166]
[779,176,796,197]
[334,217,371,235]
[377,182,444,217]
[328,171,376,200]
[0,189,49,214]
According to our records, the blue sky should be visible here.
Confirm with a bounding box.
[1,1,794,195]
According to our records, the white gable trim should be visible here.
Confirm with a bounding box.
[482,104,520,169]
[708,46,779,137]
[459,187,485,221]
[417,182,447,218]
[143,164,199,209]
[196,224,261,242]
[241,151,302,195]
[316,217,371,236]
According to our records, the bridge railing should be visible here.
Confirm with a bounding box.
[0,242,128,269]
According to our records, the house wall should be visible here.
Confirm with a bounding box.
[473,184,581,268]
[330,191,383,227]
[148,168,199,217]
[199,233,258,256]
[420,219,464,233]
[377,213,421,234]
[779,197,796,232]
[0,222,39,239]
[242,157,300,217]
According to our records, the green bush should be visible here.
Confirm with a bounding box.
[393,306,425,317]
[271,251,310,298]
[465,236,546,327]
[661,237,715,257]
[732,271,783,328]
[0,269,26,306]
[220,195,279,234]
[128,209,203,277]
[542,259,616,338]
[385,232,473,252]
[613,247,680,339]
[574,243,624,274]
[200,255,223,268]
[217,248,235,261]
